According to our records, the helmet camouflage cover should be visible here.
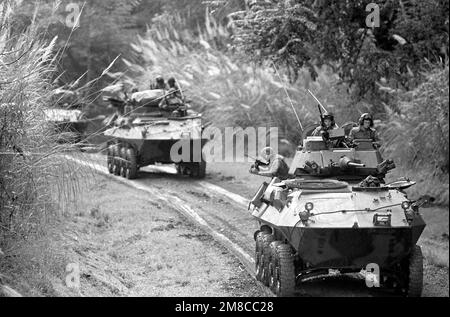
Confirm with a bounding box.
[359,113,374,127]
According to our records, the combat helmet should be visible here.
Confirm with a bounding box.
[359,113,374,127]
[323,112,336,126]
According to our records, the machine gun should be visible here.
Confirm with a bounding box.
[377,159,396,175]
[337,156,366,169]
[246,154,268,169]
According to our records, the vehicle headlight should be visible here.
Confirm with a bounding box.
[305,202,314,211]
[401,201,411,210]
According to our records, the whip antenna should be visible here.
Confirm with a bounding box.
[307,89,328,113]
[272,62,303,131]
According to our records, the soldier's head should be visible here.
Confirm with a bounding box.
[260,147,274,163]
[168,77,176,88]
[359,113,374,129]
[323,113,335,128]
[155,75,164,86]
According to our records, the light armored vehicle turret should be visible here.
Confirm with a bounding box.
[249,129,427,297]
[103,89,208,180]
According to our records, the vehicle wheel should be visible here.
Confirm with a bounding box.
[107,145,114,174]
[255,232,267,281]
[112,145,121,176]
[406,245,423,297]
[274,244,296,297]
[269,241,284,291]
[197,161,206,179]
[176,164,185,176]
[261,235,275,286]
[190,162,206,179]
[125,148,138,180]
[120,147,128,178]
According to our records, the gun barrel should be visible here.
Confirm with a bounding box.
[339,157,365,169]
[347,162,366,168]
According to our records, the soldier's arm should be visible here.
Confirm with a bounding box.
[311,127,321,137]
[372,129,382,147]
[258,160,281,177]
[348,128,355,142]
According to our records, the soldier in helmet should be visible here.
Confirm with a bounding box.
[159,77,186,116]
[150,75,167,90]
[167,77,183,100]
[349,113,381,147]
[312,112,338,139]
[250,147,290,180]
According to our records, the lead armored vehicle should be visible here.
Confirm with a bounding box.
[103,89,207,179]
[249,129,427,297]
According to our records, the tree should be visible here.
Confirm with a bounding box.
[230,0,449,102]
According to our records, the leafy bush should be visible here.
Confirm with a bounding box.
[228,0,449,101]
[382,64,449,204]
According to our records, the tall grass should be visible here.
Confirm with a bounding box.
[118,13,357,148]
[0,2,83,244]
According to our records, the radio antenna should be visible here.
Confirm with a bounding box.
[272,62,303,131]
[307,89,328,113]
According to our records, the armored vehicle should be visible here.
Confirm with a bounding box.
[103,89,207,180]
[249,129,427,297]
[44,108,88,145]
[44,88,88,145]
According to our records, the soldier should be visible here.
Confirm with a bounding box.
[250,147,290,180]
[159,77,186,116]
[167,77,183,99]
[150,75,167,90]
[349,113,381,147]
[312,112,338,139]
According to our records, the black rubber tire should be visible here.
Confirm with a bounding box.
[261,235,275,286]
[407,245,423,297]
[274,244,296,297]
[197,161,206,179]
[269,241,284,291]
[125,148,138,180]
[190,162,207,179]
[112,145,121,176]
[107,145,114,174]
[255,232,267,282]
[120,147,127,178]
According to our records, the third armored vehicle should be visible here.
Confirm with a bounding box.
[249,129,427,297]
[104,88,208,179]
[44,88,88,145]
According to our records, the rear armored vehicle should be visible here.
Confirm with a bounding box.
[44,89,88,145]
[249,129,427,297]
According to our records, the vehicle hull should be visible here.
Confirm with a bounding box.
[272,221,425,269]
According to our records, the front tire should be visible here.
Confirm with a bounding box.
[125,148,138,180]
[274,244,296,297]
[406,245,423,297]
